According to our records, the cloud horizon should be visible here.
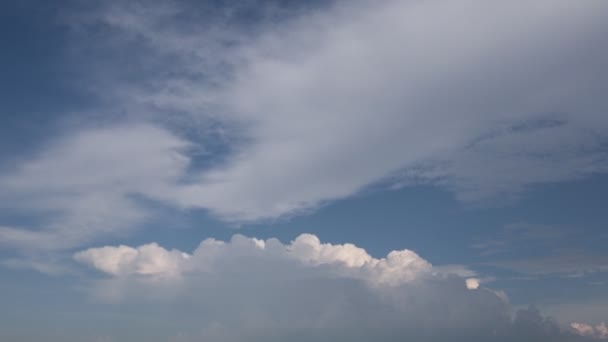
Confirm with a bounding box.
[73,232,605,341]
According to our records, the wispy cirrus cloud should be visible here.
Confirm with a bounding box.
[0,124,190,252]
[2,0,608,256]
[487,252,608,277]
[471,223,574,256]
[472,223,608,277]
[64,0,608,223]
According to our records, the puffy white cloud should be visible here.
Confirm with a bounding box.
[287,233,432,286]
[74,243,189,277]
[75,233,434,287]
[73,234,595,341]
[466,278,480,290]
[571,322,608,340]
[288,233,373,268]
[572,323,598,337]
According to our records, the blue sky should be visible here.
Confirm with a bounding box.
[1,0,608,341]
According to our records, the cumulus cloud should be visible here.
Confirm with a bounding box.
[75,233,434,287]
[571,322,608,340]
[465,277,480,290]
[74,234,596,341]
[74,243,189,277]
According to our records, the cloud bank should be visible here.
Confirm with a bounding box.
[74,233,602,341]
[75,233,434,287]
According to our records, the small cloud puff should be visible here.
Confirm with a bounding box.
[74,243,187,278]
[466,278,480,290]
[571,322,608,340]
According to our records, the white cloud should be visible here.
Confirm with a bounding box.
[79,0,608,221]
[571,322,608,340]
[466,278,480,290]
[74,243,189,277]
[0,0,606,252]
[0,124,190,251]
[73,233,595,341]
[75,233,434,287]
[0,255,71,275]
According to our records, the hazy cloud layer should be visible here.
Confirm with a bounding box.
[0,0,606,254]
[0,124,190,251]
[67,0,608,222]
[472,223,608,277]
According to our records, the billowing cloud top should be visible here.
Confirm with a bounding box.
[572,322,608,340]
[73,234,603,341]
[75,233,433,287]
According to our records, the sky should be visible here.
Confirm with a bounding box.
[1,0,608,341]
